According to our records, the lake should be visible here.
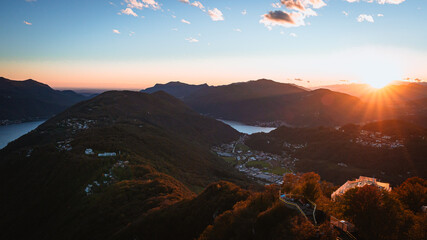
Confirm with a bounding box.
[0,121,45,149]
[218,119,276,135]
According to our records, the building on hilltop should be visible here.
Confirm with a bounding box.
[331,176,391,201]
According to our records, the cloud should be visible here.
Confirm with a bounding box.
[120,8,138,17]
[343,11,349,16]
[181,19,191,24]
[272,3,282,8]
[304,0,327,9]
[281,0,305,11]
[377,13,384,17]
[113,29,121,34]
[262,0,324,29]
[208,8,224,21]
[185,37,199,43]
[357,14,374,22]
[241,9,247,15]
[180,1,224,21]
[124,0,160,10]
[129,31,135,36]
[171,28,178,31]
[180,0,205,11]
[260,10,305,28]
[23,20,32,25]
[290,32,297,37]
[234,28,242,32]
[25,0,36,2]
[191,1,205,11]
[345,0,406,4]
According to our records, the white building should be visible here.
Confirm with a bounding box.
[98,152,117,157]
[85,148,94,155]
[331,176,391,201]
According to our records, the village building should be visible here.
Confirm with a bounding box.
[85,148,94,155]
[331,176,391,201]
[98,152,117,157]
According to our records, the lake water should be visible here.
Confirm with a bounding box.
[0,121,45,149]
[218,119,276,135]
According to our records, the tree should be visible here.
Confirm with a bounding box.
[394,177,427,213]
[338,185,404,240]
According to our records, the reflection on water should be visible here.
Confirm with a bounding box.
[0,121,45,149]
[218,119,276,135]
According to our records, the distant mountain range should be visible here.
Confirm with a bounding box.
[143,81,210,99]
[0,77,88,124]
[315,82,427,102]
[142,79,427,127]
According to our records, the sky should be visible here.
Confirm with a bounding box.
[0,0,426,89]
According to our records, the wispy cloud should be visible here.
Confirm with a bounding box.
[185,37,199,43]
[124,0,160,10]
[120,8,138,17]
[191,1,205,11]
[357,14,374,23]
[290,32,297,37]
[241,9,247,15]
[377,13,384,17]
[113,29,121,34]
[23,20,32,25]
[234,28,242,32]
[208,8,224,21]
[180,0,224,21]
[180,0,205,11]
[272,3,282,8]
[181,19,191,24]
[345,0,405,4]
[343,11,349,16]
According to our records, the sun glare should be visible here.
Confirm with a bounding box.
[368,78,392,89]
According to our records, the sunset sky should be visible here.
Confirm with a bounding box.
[0,0,426,89]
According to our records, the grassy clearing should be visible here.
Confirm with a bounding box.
[235,143,250,152]
[268,167,290,176]
[246,161,271,169]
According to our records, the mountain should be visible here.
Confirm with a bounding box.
[142,79,427,127]
[317,82,427,106]
[141,81,210,99]
[360,83,427,104]
[0,90,252,239]
[0,77,87,124]
[313,83,374,98]
[141,79,370,127]
[183,80,364,127]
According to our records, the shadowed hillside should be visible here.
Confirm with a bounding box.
[0,77,87,124]
[0,91,251,240]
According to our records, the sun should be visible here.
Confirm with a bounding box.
[368,78,392,89]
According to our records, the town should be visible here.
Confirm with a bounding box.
[212,136,299,185]
[351,130,404,149]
